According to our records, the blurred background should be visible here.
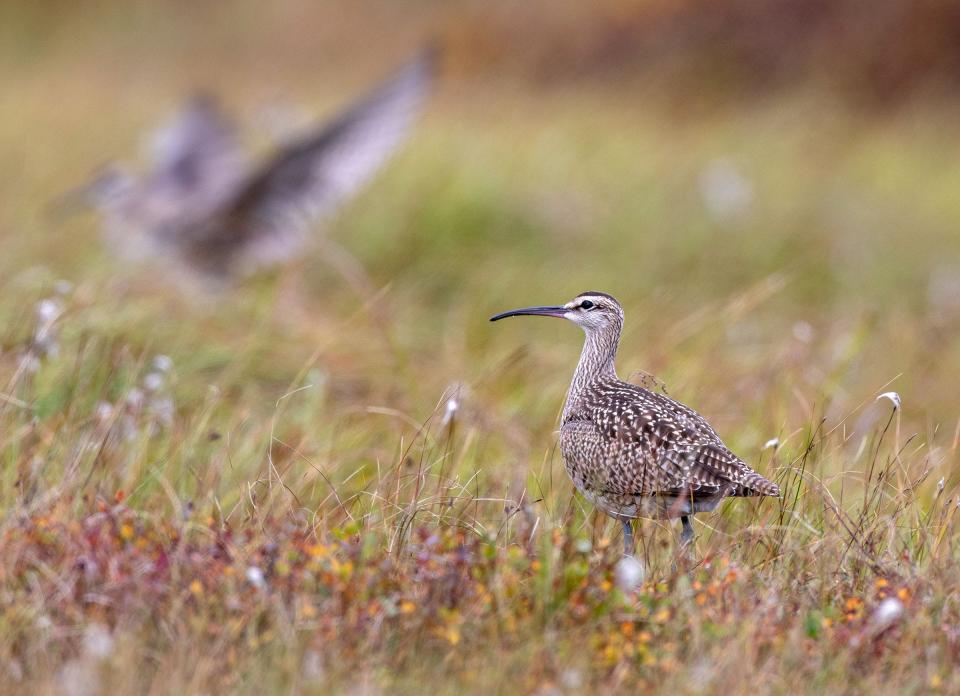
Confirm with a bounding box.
[1,0,959,479]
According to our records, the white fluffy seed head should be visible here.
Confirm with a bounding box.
[871,597,904,631]
[441,398,458,427]
[143,372,164,392]
[125,388,145,408]
[614,555,645,592]
[96,402,114,421]
[246,566,266,589]
[35,298,61,323]
[876,391,902,410]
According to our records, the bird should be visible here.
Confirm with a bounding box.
[66,48,436,282]
[490,291,780,555]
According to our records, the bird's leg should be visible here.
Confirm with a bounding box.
[668,515,697,576]
[621,519,635,555]
[680,515,695,546]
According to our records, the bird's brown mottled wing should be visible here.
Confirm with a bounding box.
[575,382,779,499]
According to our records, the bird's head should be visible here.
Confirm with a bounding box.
[490,291,624,334]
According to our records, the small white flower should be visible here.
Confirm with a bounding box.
[614,555,645,592]
[441,398,458,427]
[22,355,41,374]
[150,396,175,426]
[31,298,62,360]
[125,388,144,408]
[870,597,904,631]
[246,566,266,589]
[35,298,61,323]
[143,372,164,392]
[876,392,901,410]
[937,477,946,495]
[82,623,114,659]
[96,402,114,421]
[54,280,74,296]
[763,438,780,451]
[152,355,173,372]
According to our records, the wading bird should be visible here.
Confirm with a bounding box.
[69,48,436,283]
[490,291,780,554]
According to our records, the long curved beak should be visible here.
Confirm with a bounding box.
[489,305,567,322]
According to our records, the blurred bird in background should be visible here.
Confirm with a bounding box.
[63,48,436,289]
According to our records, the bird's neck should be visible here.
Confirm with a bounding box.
[562,324,621,422]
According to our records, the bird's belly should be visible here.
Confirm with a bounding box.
[585,490,724,520]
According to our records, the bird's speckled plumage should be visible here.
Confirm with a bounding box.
[491,291,779,550]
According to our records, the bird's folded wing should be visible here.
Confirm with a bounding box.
[590,401,750,496]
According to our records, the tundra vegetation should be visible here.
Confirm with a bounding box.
[1,2,958,693]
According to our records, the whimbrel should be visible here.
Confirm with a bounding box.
[69,48,435,281]
[491,291,780,554]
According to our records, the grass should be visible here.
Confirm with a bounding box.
[2,3,960,693]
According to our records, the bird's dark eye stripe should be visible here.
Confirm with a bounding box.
[580,300,594,310]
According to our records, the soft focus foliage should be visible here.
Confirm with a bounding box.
[1,1,959,693]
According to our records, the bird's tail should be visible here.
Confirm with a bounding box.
[740,470,780,497]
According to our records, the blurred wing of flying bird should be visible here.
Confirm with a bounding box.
[163,47,437,278]
[69,48,436,283]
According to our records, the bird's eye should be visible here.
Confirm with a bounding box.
[580,300,594,310]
